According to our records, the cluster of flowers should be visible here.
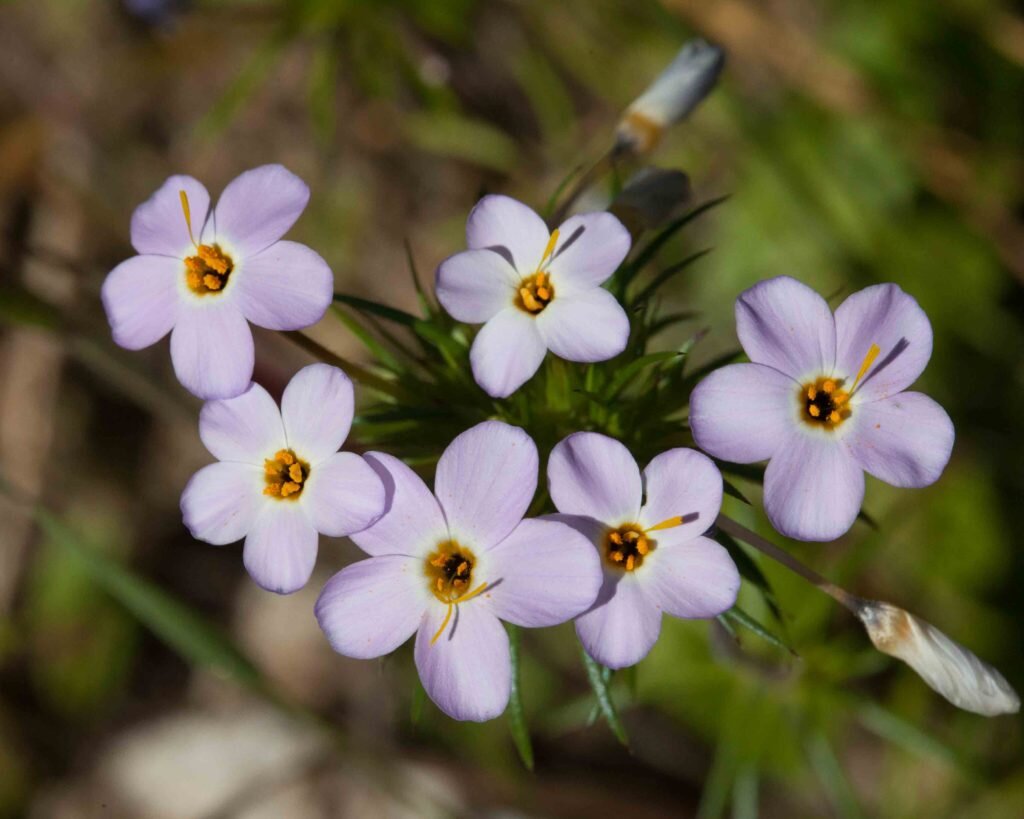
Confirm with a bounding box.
[102,165,956,721]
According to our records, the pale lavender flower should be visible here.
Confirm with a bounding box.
[547,432,740,669]
[690,276,955,542]
[181,364,385,594]
[436,195,631,398]
[315,421,602,722]
[102,165,333,400]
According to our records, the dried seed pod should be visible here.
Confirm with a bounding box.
[857,600,1019,716]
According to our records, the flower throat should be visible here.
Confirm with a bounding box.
[180,190,235,295]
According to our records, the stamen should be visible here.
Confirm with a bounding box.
[609,532,623,545]
[430,582,489,645]
[646,515,685,532]
[626,554,635,571]
[520,287,541,312]
[539,229,560,268]
[851,343,882,393]
[610,550,624,562]
[809,405,821,418]
[807,386,817,400]
[179,190,197,247]
[822,380,836,394]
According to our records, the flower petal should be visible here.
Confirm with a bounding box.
[199,382,285,463]
[302,452,386,537]
[638,448,721,543]
[465,194,549,275]
[846,392,954,488]
[469,307,547,398]
[575,574,661,669]
[101,255,180,350]
[547,432,641,525]
[435,249,518,323]
[280,364,353,463]
[689,363,796,463]
[350,453,448,558]
[315,556,429,659]
[235,241,333,331]
[434,421,538,551]
[546,211,631,294]
[639,535,739,619]
[763,431,864,542]
[181,462,263,545]
[536,288,629,363]
[170,301,254,400]
[414,602,511,721]
[242,503,318,594]
[213,164,310,258]
[131,174,209,257]
[834,283,933,402]
[483,518,601,627]
[735,276,836,380]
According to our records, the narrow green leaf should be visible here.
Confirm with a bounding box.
[856,702,968,772]
[722,479,751,506]
[721,606,795,655]
[404,238,432,316]
[506,625,535,770]
[333,293,419,325]
[543,163,587,220]
[410,679,427,728]
[713,530,781,621]
[633,248,712,305]
[332,306,403,372]
[646,310,701,337]
[620,195,730,289]
[579,643,630,747]
[605,351,681,399]
[32,507,269,696]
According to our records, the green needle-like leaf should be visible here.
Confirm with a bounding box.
[506,625,535,770]
[579,643,630,747]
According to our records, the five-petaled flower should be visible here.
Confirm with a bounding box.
[102,165,334,400]
[546,432,740,669]
[180,364,385,594]
[690,276,955,542]
[314,420,603,721]
[435,195,632,398]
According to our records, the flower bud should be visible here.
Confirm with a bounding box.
[857,600,1019,716]
[616,39,725,155]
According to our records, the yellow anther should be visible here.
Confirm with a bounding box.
[536,286,550,300]
[626,554,635,571]
[430,555,447,568]
[822,379,836,394]
[203,274,222,291]
[646,516,684,532]
[280,481,301,497]
[535,272,546,286]
[539,229,560,268]
[263,484,280,497]
[288,463,304,483]
[809,405,821,418]
[520,287,541,312]
[277,450,295,465]
[851,343,882,393]
[179,190,196,247]
[636,538,649,556]
[610,550,624,563]
[807,386,817,400]
[456,561,468,576]
[436,577,444,592]
[829,411,841,424]
[609,531,623,545]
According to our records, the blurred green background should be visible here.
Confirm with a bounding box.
[1,0,1022,816]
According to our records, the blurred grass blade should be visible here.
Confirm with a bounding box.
[579,643,629,747]
[714,530,781,621]
[605,351,680,399]
[806,732,864,819]
[334,293,419,325]
[32,506,269,697]
[720,606,795,655]
[506,625,535,770]
[633,248,712,304]
[410,679,427,728]
[332,306,403,372]
[856,702,969,773]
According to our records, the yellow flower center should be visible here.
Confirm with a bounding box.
[605,515,694,572]
[179,189,234,295]
[425,540,489,645]
[185,244,234,295]
[514,229,560,315]
[798,344,881,431]
[263,449,310,500]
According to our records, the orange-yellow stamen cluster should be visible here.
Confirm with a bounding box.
[517,271,554,313]
[607,525,653,572]
[185,244,234,295]
[425,541,477,601]
[263,449,309,499]
[179,188,234,295]
[515,229,560,315]
[801,377,851,428]
[425,541,489,645]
